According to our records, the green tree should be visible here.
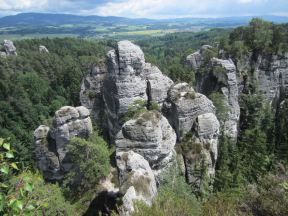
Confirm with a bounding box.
[64,133,110,197]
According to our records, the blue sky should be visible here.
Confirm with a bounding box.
[0,0,288,18]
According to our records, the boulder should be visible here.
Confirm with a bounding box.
[116,111,177,174]
[3,40,17,56]
[116,151,157,215]
[162,83,215,140]
[34,106,93,180]
[39,45,49,53]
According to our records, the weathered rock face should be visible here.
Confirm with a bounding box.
[186,45,213,70]
[211,58,240,138]
[39,45,49,53]
[103,41,173,140]
[4,40,17,56]
[249,54,288,103]
[0,40,17,56]
[162,83,216,140]
[116,151,157,215]
[161,82,220,187]
[116,111,177,175]
[80,64,108,123]
[34,106,93,180]
[184,113,220,186]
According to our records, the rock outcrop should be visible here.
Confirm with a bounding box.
[39,45,49,53]
[247,53,288,103]
[34,106,93,180]
[186,45,213,70]
[116,151,157,215]
[116,111,177,175]
[184,113,220,186]
[0,40,17,56]
[162,83,216,140]
[162,82,220,187]
[210,58,240,138]
[102,41,173,140]
[80,64,108,123]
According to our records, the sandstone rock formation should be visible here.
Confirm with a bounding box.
[116,151,157,215]
[0,40,17,56]
[116,111,177,175]
[210,58,240,138]
[102,40,173,140]
[39,45,49,53]
[184,113,220,186]
[243,53,288,103]
[34,106,93,180]
[186,45,213,70]
[162,83,216,140]
[80,64,108,123]
[162,82,220,187]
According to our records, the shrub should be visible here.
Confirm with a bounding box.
[64,133,110,196]
[133,167,201,216]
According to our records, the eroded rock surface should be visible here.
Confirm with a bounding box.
[116,111,177,174]
[210,58,240,138]
[1,40,17,56]
[34,106,93,180]
[184,113,220,186]
[103,41,173,140]
[80,64,108,123]
[116,151,157,215]
[186,45,213,70]
[162,83,215,140]
[39,45,49,53]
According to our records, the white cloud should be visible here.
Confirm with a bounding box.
[0,0,285,18]
[83,0,228,18]
[237,0,267,4]
[0,0,48,10]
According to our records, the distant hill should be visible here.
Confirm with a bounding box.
[0,13,156,26]
[0,13,287,27]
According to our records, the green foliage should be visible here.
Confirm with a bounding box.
[202,189,248,216]
[64,133,110,197]
[0,138,75,216]
[0,38,107,166]
[133,166,201,216]
[276,100,288,161]
[138,29,230,84]
[209,92,229,121]
[221,18,288,61]
[242,173,288,216]
[122,99,147,122]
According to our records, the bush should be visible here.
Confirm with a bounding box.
[64,133,110,196]
[133,167,201,216]
[209,92,229,122]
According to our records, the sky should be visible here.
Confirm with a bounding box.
[0,0,288,18]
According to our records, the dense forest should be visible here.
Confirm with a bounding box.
[1,19,288,215]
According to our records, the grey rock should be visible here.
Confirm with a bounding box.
[186,45,213,70]
[210,58,240,138]
[116,151,157,215]
[162,83,215,140]
[184,113,220,186]
[103,41,173,140]
[80,64,108,123]
[3,40,17,56]
[116,111,177,174]
[34,106,93,180]
[39,45,49,53]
